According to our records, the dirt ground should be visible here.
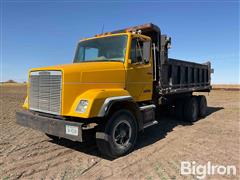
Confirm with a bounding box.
[0,84,239,180]
[212,84,240,91]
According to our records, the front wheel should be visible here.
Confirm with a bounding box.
[96,109,138,158]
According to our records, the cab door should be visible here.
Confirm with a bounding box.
[125,35,153,102]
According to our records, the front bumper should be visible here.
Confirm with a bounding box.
[16,110,86,142]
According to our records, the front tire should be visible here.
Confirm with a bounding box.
[96,109,138,158]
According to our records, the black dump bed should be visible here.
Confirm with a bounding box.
[159,58,211,95]
[106,23,212,95]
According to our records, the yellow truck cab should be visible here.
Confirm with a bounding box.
[16,23,212,158]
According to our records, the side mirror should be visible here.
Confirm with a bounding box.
[143,41,150,64]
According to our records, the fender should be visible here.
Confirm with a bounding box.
[66,89,131,118]
[98,96,133,117]
[23,96,29,109]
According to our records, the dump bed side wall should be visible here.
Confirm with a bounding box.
[158,58,211,95]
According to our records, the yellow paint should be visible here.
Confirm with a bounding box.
[23,96,28,109]
[125,34,153,101]
[24,33,153,118]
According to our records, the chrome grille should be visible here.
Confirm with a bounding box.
[29,71,62,115]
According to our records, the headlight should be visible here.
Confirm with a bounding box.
[76,100,88,113]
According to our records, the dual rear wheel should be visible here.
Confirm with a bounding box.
[175,95,207,122]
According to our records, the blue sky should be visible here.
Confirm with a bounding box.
[1,0,239,84]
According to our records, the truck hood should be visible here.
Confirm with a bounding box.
[29,61,126,116]
[30,61,125,84]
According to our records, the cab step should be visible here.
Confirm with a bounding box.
[143,120,158,129]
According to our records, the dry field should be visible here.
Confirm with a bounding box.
[0,84,239,180]
[212,84,240,91]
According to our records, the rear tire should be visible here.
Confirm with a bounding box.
[183,96,199,122]
[96,109,138,158]
[197,95,207,117]
[175,99,185,120]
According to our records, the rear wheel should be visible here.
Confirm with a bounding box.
[175,99,185,120]
[197,95,207,117]
[96,109,138,158]
[183,96,199,122]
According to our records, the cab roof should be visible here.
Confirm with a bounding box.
[80,23,160,42]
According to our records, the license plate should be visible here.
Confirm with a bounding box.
[65,125,78,136]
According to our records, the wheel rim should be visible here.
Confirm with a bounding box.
[112,119,132,147]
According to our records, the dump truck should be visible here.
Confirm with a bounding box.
[16,23,212,158]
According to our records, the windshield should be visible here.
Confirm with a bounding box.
[74,35,128,63]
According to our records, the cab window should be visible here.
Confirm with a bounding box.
[130,38,150,64]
